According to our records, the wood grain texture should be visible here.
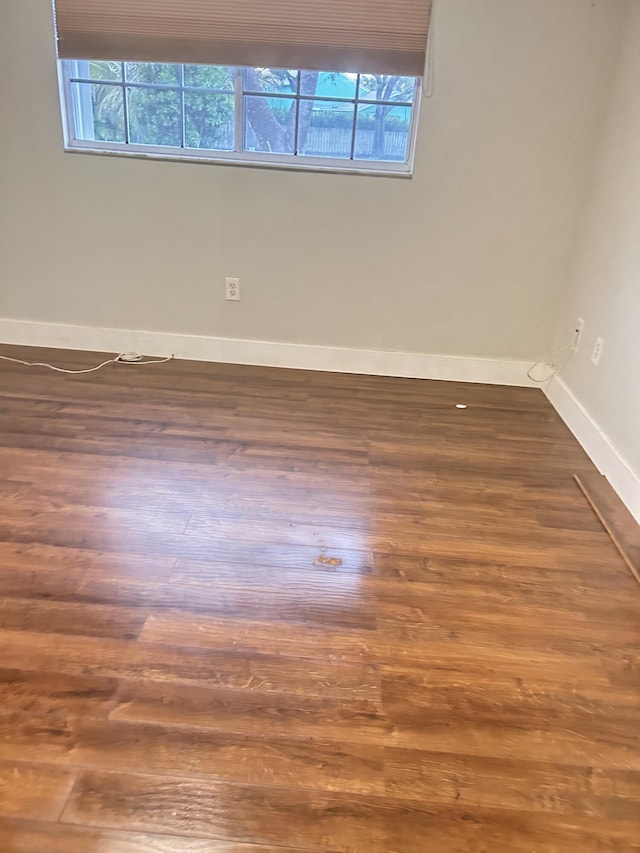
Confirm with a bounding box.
[0,819,315,852]
[110,680,390,745]
[61,770,640,853]
[75,572,376,630]
[385,748,640,820]
[0,715,384,795]
[0,761,76,821]
[0,668,118,719]
[139,613,377,661]
[0,597,148,640]
[0,629,379,700]
[0,344,638,851]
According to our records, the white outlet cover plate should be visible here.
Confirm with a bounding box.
[225,277,240,301]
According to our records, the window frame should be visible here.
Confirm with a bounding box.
[58,61,422,177]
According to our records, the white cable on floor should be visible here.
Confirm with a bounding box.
[527,343,574,383]
[0,352,173,375]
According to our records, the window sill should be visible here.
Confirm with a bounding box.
[62,143,414,178]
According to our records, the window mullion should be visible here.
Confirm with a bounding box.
[120,62,130,144]
[179,64,186,148]
[293,71,301,155]
[122,94,130,144]
[234,68,243,153]
[349,74,360,161]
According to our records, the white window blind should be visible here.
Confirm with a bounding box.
[52,0,432,76]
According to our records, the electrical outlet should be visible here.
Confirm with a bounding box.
[225,277,240,301]
[591,337,604,366]
[573,317,585,351]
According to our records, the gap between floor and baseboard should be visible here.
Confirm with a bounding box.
[0,318,536,387]
[574,473,640,586]
[1,317,638,525]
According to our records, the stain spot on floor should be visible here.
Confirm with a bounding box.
[315,555,343,567]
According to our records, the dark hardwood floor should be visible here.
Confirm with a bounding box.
[0,344,638,852]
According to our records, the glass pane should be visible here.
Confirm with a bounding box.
[185,92,234,150]
[245,68,298,95]
[244,96,295,154]
[70,82,125,143]
[301,70,356,100]
[184,64,234,91]
[125,62,180,85]
[127,87,181,147]
[354,103,411,162]
[298,101,355,158]
[87,60,122,82]
[358,75,416,104]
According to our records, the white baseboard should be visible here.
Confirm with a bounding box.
[545,376,640,525]
[0,318,536,387]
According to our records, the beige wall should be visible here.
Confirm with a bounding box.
[555,0,640,478]
[0,0,626,360]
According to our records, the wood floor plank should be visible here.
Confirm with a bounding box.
[0,541,176,586]
[75,573,376,631]
[169,558,367,588]
[0,563,86,601]
[58,770,393,850]
[0,630,381,700]
[376,605,636,670]
[0,715,383,795]
[139,613,377,662]
[385,748,640,820]
[0,446,210,497]
[0,819,318,853]
[382,809,640,853]
[0,668,118,719]
[195,490,374,530]
[0,505,190,547]
[110,680,390,745]
[382,670,640,770]
[166,544,373,575]
[0,597,147,640]
[61,770,640,853]
[373,549,634,590]
[183,514,371,553]
[0,760,76,821]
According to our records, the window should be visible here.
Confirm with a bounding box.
[60,61,421,175]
